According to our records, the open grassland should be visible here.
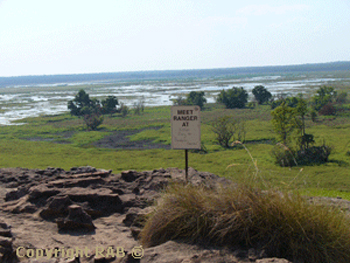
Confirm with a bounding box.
[0,101,350,199]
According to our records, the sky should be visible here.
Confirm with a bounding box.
[0,0,350,77]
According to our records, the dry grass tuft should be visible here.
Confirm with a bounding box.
[140,182,350,263]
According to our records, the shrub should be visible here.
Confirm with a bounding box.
[335,91,348,104]
[318,103,336,116]
[312,86,337,111]
[186,91,207,109]
[83,113,104,130]
[140,183,350,263]
[101,96,119,115]
[271,143,332,167]
[252,85,272,105]
[119,103,129,117]
[212,116,237,148]
[172,96,186,106]
[133,99,145,115]
[271,144,298,167]
[310,109,318,122]
[217,87,248,109]
[271,96,301,109]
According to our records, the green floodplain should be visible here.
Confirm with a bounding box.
[1,70,350,201]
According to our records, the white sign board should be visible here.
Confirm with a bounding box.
[171,106,201,149]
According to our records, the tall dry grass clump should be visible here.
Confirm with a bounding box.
[140,182,350,263]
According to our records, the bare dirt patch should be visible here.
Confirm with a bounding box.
[92,127,171,150]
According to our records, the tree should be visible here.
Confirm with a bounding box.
[186,91,207,109]
[217,87,248,109]
[271,102,298,146]
[312,86,337,111]
[102,96,119,115]
[67,89,103,130]
[252,85,272,105]
[68,89,101,117]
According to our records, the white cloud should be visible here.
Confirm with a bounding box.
[237,4,310,16]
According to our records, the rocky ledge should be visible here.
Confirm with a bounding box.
[0,166,320,263]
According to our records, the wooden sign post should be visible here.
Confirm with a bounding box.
[171,106,201,182]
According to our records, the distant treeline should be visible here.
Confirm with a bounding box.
[1,61,350,88]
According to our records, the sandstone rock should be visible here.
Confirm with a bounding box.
[121,170,140,182]
[0,220,17,263]
[122,207,154,228]
[56,204,96,232]
[39,195,72,219]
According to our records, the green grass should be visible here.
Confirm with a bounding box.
[140,182,350,263]
[0,103,350,199]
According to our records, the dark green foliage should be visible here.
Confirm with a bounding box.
[271,96,301,109]
[68,89,93,117]
[272,144,332,167]
[252,85,272,104]
[173,92,207,108]
[186,91,207,108]
[312,86,337,111]
[67,89,104,130]
[101,96,119,115]
[217,87,248,109]
[68,89,101,117]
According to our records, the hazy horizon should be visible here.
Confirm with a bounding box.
[1,60,349,79]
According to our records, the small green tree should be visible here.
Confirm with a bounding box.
[68,89,103,130]
[212,116,236,148]
[252,85,272,105]
[102,96,119,115]
[68,89,92,117]
[186,91,207,109]
[271,102,298,146]
[217,87,248,109]
[312,86,337,111]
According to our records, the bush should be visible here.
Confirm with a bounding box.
[186,91,207,109]
[101,96,119,115]
[133,99,145,115]
[83,113,104,130]
[119,103,129,117]
[172,96,186,106]
[271,143,332,167]
[318,103,336,116]
[140,183,350,263]
[312,86,337,111]
[217,87,248,109]
[297,145,332,165]
[211,116,236,148]
[270,96,301,109]
[271,144,298,167]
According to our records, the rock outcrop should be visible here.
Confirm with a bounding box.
[0,166,301,262]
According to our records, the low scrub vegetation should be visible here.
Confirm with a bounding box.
[140,182,350,263]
